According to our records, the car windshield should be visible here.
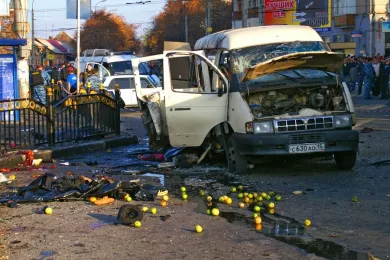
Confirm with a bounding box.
[231,41,328,81]
[109,61,150,75]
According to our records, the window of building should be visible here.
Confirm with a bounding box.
[344,34,351,42]
[334,0,341,16]
[322,36,330,43]
[332,35,341,43]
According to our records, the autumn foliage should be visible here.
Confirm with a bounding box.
[80,10,140,52]
[144,0,232,54]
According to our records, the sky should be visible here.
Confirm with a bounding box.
[27,0,166,39]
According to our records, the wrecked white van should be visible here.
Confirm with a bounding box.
[131,25,359,173]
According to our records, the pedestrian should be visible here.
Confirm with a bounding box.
[342,58,353,90]
[384,60,390,99]
[50,63,62,85]
[148,61,161,78]
[349,57,358,92]
[357,57,365,96]
[372,58,381,96]
[363,58,376,100]
[61,61,77,86]
[66,67,78,95]
[29,65,51,102]
[83,63,97,85]
[379,59,388,99]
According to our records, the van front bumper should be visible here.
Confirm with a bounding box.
[230,130,359,156]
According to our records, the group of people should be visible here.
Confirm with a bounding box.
[30,62,98,96]
[341,55,390,100]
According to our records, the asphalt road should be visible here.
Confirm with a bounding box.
[6,98,386,259]
[114,97,390,258]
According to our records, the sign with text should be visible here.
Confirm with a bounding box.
[264,0,331,30]
[66,0,91,20]
[0,56,15,100]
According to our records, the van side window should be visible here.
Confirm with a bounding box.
[169,54,223,94]
[130,78,154,89]
[109,78,132,90]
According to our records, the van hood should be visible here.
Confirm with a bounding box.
[241,52,344,83]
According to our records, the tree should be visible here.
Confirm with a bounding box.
[143,0,232,54]
[80,10,140,52]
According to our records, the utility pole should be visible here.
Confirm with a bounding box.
[206,0,211,35]
[76,0,81,93]
[31,0,35,67]
[184,4,188,42]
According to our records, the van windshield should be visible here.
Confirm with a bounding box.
[109,61,150,75]
[231,41,328,81]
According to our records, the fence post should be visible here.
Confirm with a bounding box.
[50,79,56,101]
[99,83,104,94]
[87,82,91,95]
[46,87,55,146]
[115,84,120,136]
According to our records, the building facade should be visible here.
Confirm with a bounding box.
[232,0,390,56]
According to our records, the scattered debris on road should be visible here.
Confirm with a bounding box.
[361,127,375,133]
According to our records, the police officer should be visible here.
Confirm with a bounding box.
[357,57,365,96]
[363,58,376,100]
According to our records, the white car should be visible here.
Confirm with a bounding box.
[104,75,161,107]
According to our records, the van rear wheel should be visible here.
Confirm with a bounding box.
[227,136,248,174]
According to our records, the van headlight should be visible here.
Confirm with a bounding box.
[334,114,352,128]
[246,121,274,134]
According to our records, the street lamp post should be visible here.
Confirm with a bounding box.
[31,0,36,67]
[95,0,107,12]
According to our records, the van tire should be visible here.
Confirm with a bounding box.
[227,136,248,174]
[334,151,357,170]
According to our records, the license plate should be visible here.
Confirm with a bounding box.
[289,143,325,154]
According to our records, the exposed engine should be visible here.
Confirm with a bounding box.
[247,85,346,118]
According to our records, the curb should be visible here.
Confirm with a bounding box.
[35,135,139,162]
[0,154,25,168]
[0,135,139,167]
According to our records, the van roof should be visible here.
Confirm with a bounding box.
[194,25,323,50]
[79,54,138,63]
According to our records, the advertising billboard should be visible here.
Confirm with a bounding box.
[264,0,331,32]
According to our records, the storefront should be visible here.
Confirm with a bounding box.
[328,42,357,55]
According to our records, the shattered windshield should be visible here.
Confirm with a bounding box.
[231,41,328,81]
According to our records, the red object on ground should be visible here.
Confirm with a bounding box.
[20,150,34,166]
[0,168,11,172]
[138,154,165,162]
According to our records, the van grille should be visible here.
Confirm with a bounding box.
[290,134,323,142]
[275,116,334,133]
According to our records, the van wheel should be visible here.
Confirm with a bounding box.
[227,136,248,174]
[334,151,357,170]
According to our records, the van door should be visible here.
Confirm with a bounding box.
[134,51,229,147]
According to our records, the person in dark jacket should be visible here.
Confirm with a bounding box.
[60,62,77,84]
[50,64,62,85]
[383,60,390,99]
[356,57,365,95]
[374,60,386,97]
